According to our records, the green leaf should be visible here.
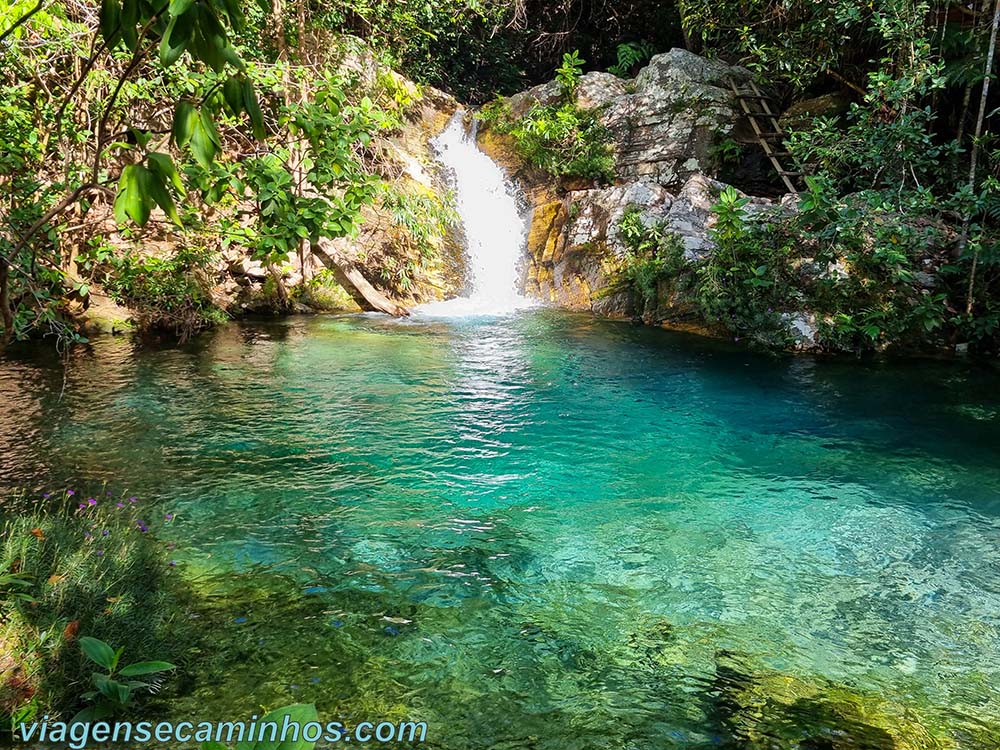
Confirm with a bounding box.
[173,101,198,147]
[189,5,227,72]
[119,661,177,677]
[113,188,130,225]
[117,164,154,226]
[189,111,220,169]
[235,704,319,750]
[159,13,193,66]
[93,673,120,701]
[70,703,114,726]
[80,637,116,670]
[242,80,265,140]
[148,152,185,193]
[120,0,138,50]
[221,44,245,71]
[222,76,243,115]
[146,170,182,225]
[168,0,195,16]
[99,0,121,47]
[218,0,244,28]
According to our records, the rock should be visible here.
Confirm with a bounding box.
[521,180,674,316]
[496,48,750,190]
[597,49,750,187]
[575,72,629,110]
[228,258,268,281]
[781,311,820,351]
[506,81,561,118]
[79,287,134,335]
[713,651,960,750]
[780,91,852,131]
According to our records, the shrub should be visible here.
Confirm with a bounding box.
[95,246,227,340]
[478,99,614,182]
[0,490,189,728]
[614,208,684,313]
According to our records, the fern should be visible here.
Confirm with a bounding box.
[609,41,655,77]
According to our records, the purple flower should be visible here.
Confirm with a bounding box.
[67,490,75,496]
[95,549,104,557]
[106,491,113,496]
[43,492,51,499]
[102,529,110,537]
[165,513,174,522]
[116,502,125,509]
[87,498,97,507]
[129,496,138,504]
[78,503,85,510]
[136,519,149,532]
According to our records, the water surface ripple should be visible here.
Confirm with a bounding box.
[2,311,1000,747]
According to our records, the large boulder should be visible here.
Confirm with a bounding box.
[480,48,764,323]
[599,49,750,186]
[517,173,779,319]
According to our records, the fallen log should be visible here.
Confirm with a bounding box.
[313,238,410,317]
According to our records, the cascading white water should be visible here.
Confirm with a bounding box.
[415,112,535,317]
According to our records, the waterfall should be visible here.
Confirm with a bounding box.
[415,112,534,317]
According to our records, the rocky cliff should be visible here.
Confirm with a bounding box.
[478,49,797,334]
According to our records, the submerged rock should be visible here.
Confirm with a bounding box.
[712,651,963,750]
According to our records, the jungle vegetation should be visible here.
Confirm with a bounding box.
[0,0,997,350]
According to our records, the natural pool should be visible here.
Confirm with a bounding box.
[2,310,1000,748]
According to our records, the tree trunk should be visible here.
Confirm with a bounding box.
[962,0,1000,316]
[0,257,13,345]
[313,239,409,317]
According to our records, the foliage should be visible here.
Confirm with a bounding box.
[785,39,950,194]
[608,41,655,78]
[92,246,226,339]
[293,269,358,311]
[0,0,259,345]
[380,185,458,266]
[0,490,189,724]
[74,636,175,723]
[555,50,585,96]
[213,73,385,266]
[479,99,614,182]
[614,208,681,311]
[669,183,963,353]
[684,187,797,347]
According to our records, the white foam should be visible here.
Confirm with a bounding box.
[414,113,535,319]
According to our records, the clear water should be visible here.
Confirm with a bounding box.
[2,313,1000,748]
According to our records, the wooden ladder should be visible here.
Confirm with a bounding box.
[728,77,803,194]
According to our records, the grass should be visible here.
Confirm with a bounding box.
[0,489,192,731]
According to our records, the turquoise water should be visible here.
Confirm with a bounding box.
[3,311,1000,747]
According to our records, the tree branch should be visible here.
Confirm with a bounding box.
[0,0,44,47]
